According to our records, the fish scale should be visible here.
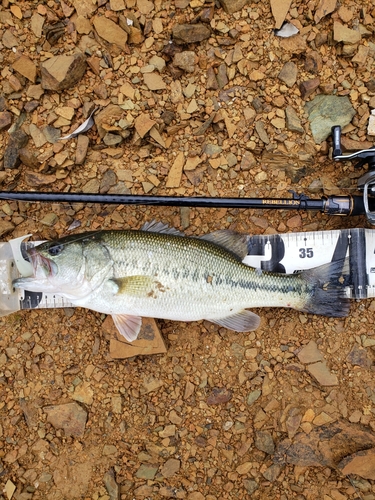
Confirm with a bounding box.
[13,225,350,342]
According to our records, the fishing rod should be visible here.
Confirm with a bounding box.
[2,126,375,222]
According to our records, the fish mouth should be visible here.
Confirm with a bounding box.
[28,247,57,278]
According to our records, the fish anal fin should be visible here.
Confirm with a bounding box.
[200,230,248,260]
[111,275,154,297]
[209,310,260,332]
[112,314,142,342]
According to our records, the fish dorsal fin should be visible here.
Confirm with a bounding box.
[141,220,185,236]
[200,230,248,260]
[112,314,142,342]
[209,310,260,332]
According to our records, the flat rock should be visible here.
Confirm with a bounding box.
[95,104,124,138]
[279,34,307,54]
[339,448,375,480]
[307,360,338,386]
[173,51,197,73]
[19,147,40,169]
[255,430,275,454]
[43,126,61,143]
[72,381,94,405]
[219,0,249,14]
[166,151,185,188]
[333,21,361,44]
[160,458,180,478]
[0,111,12,131]
[207,387,232,405]
[29,124,47,148]
[285,106,304,133]
[75,135,90,165]
[134,113,156,138]
[263,463,282,482]
[41,53,86,91]
[30,12,44,37]
[4,129,29,169]
[278,61,298,87]
[368,113,375,137]
[2,29,18,48]
[172,23,211,44]
[296,340,323,364]
[314,0,337,23]
[27,84,44,99]
[73,0,97,17]
[346,344,373,369]
[305,94,355,144]
[271,0,292,29]
[275,420,375,468]
[12,55,37,83]
[0,220,14,237]
[25,171,56,186]
[93,16,128,49]
[44,402,87,437]
[143,72,166,91]
[299,77,320,99]
[103,469,119,500]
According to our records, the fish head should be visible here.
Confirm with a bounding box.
[14,236,88,295]
[30,239,85,282]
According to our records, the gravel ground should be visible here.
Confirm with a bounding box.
[1,0,375,499]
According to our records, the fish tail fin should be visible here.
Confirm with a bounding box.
[299,258,350,318]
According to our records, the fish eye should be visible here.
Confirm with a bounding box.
[48,244,64,256]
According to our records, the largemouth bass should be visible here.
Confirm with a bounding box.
[13,222,350,342]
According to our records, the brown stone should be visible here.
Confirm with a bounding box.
[218,0,249,14]
[333,21,361,44]
[24,171,57,186]
[314,0,337,23]
[12,55,37,83]
[172,24,211,44]
[0,111,12,131]
[4,130,29,169]
[275,420,375,468]
[143,72,166,91]
[270,0,292,29]
[339,448,375,480]
[44,402,87,437]
[75,135,90,165]
[0,220,15,237]
[307,361,338,386]
[299,78,320,99]
[134,113,156,138]
[278,61,298,87]
[296,340,323,364]
[93,16,128,49]
[305,51,323,74]
[19,148,41,169]
[41,53,86,91]
[94,104,124,138]
[207,387,232,405]
[166,151,185,188]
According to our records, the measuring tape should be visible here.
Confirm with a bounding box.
[0,228,373,317]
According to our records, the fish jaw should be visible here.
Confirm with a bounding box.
[28,247,58,280]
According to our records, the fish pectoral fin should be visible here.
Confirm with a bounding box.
[110,275,154,297]
[112,314,142,342]
[209,310,261,332]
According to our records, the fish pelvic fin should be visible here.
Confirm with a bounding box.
[112,314,142,342]
[299,258,350,318]
[209,310,261,332]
